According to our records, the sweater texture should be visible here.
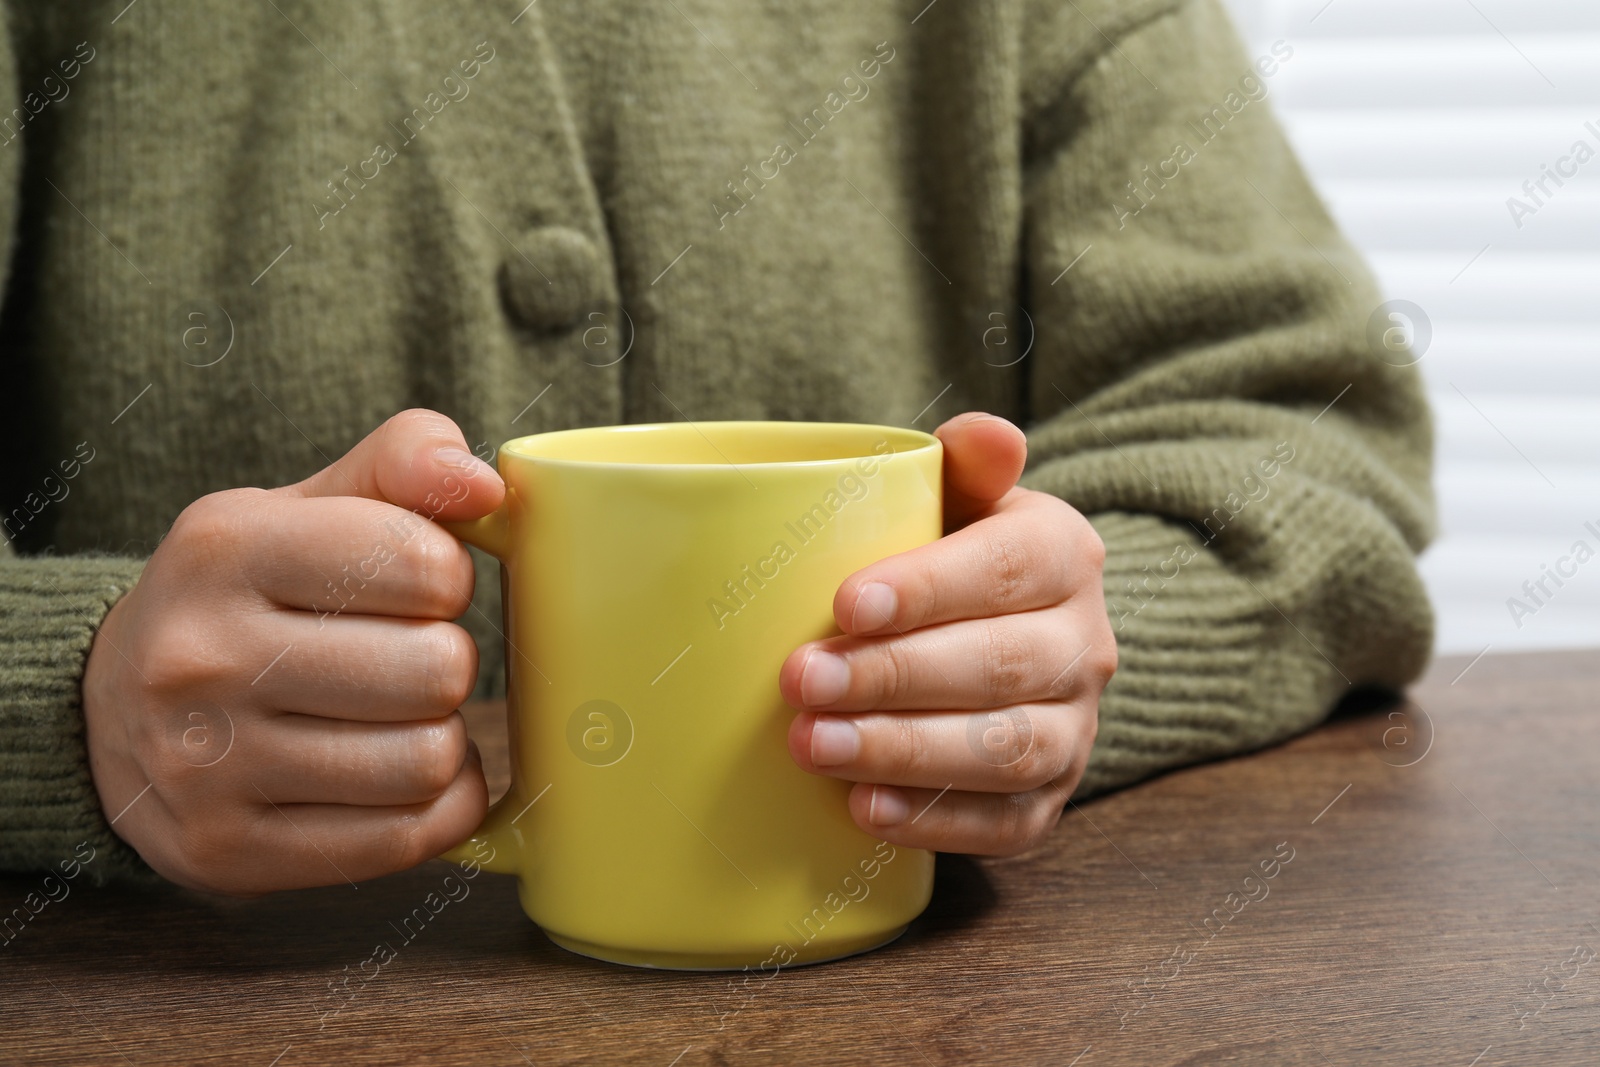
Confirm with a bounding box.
[0,0,1435,883]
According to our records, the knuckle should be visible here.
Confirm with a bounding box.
[986,530,1031,611]
[1089,636,1119,687]
[409,715,469,798]
[404,531,474,617]
[1002,711,1067,791]
[876,643,918,707]
[1079,521,1107,571]
[1043,629,1117,702]
[980,624,1032,706]
[992,792,1032,854]
[168,491,249,565]
[994,794,1058,857]
[1030,794,1066,844]
[423,625,478,709]
[880,714,933,782]
[384,407,455,444]
[1098,646,1119,685]
[139,613,225,698]
[383,813,435,871]
[915,567,943,626]
[425,531,473,614]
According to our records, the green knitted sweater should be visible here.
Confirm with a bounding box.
[0,0,1434,884]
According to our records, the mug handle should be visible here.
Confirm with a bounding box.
[435,492,514,561]
[434,493,523,874]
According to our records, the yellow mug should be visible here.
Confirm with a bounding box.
[437,421,942,970]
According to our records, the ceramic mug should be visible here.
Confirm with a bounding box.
[436,421,942,970]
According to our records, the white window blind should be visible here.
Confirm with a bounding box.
[1221,0,1600,654]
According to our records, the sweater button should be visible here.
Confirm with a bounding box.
[499,226,607,333]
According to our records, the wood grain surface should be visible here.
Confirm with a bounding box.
[3,650,1597,1066]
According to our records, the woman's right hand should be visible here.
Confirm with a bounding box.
[81,409,502,895]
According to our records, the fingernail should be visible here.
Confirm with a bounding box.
[434,447,496,481]
[851,582,897,632]
[810,715,860,767]
[800,650,850,707]
[868,785,910,827]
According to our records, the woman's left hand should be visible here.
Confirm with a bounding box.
[781,412,1117,856]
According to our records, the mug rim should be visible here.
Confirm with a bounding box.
[493,420,940,471]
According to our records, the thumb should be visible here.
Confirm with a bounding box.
[280,408,505,521]
[934,412,1027,524]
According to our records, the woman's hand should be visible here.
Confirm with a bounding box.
[781,412,1116,856]
[81,410,499,896]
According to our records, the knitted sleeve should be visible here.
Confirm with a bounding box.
[0,5,154,882]
[1016,0,1436,796]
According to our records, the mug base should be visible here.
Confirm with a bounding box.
[544,923,910,972]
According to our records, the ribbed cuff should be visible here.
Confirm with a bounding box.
[0,554,158,884]
[1072,511,1345,798]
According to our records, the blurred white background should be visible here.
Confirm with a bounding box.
[1221,0,1600,655]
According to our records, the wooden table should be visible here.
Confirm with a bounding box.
[5,650,1597,1066]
